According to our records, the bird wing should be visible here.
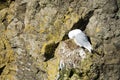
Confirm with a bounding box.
[74,32,92,52]
[74,32,88,45]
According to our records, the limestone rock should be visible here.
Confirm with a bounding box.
[0,0,120,80]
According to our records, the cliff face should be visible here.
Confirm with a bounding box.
[0,0,120,80]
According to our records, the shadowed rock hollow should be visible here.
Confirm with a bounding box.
[0,0,120,80]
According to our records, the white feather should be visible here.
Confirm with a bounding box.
[68,29,93,52]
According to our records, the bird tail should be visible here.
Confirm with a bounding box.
[86,46,93,53]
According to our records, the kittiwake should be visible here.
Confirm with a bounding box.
[68,29,93,53]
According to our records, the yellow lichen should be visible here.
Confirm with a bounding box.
[39,28,46,33]
[39,9,82,80]
[0,8,8,22]
[68,7,73,12]
[0,34,16,80]
[64,13,80,29]
[6,1,15,23]
[54,19,63,29]
[79,54,93,79]
[24,24,35,33]
[47,58,59,80]
[40,40,59,80]
[96,27,101,33]
[81,56,92,72]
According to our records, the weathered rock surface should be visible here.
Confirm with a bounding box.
[0,0,120,80]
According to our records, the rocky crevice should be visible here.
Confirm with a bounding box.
[44,42,59,61]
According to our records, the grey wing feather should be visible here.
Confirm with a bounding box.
[74,33,91,48]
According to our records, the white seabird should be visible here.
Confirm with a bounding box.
[68,29,93,53]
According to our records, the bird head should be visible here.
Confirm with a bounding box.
[68,29,82,39]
